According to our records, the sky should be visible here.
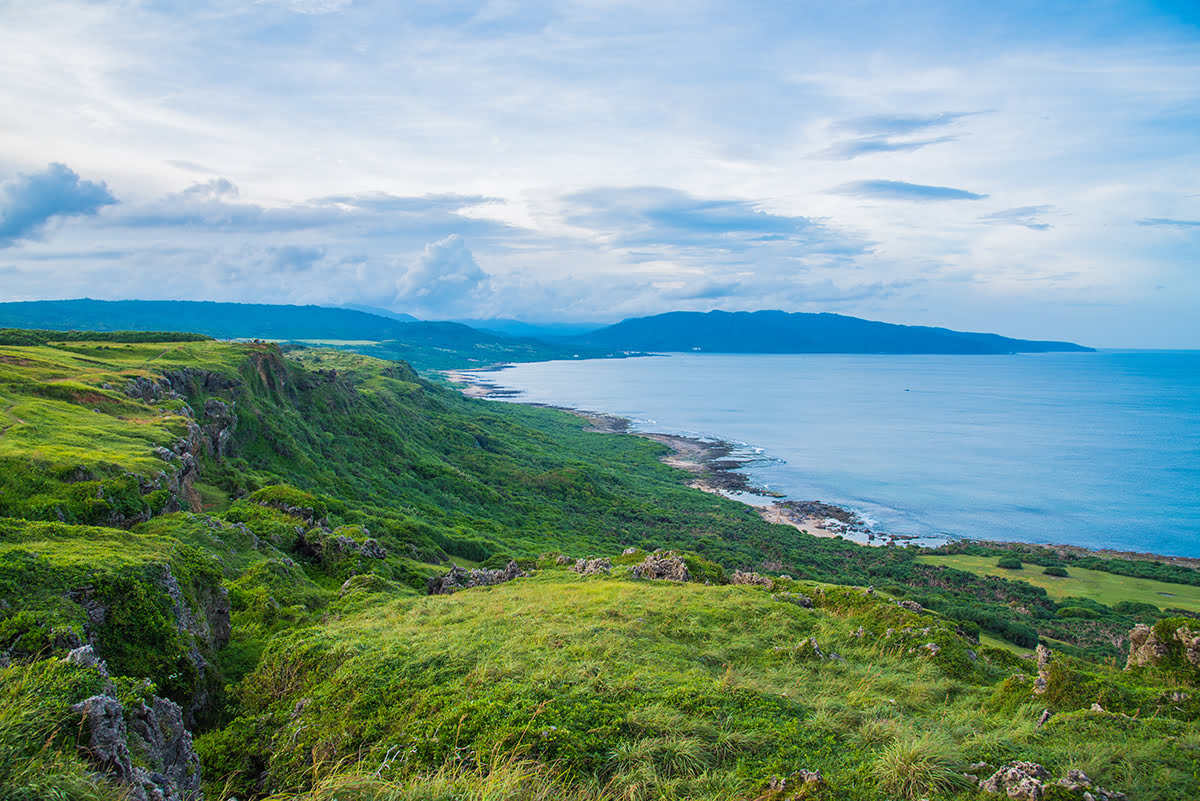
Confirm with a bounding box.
[0,1,1198,347]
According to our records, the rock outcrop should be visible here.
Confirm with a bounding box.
[570,557,612,576]
[1034,644,1052,695]
[978,761,1126,800]
[68,563,231,728]
[68,646,203,801]
[629,554,690,582]
[1125,620,1200,682]
[730,570,773,587]
[200,398,237,461]
[427,560,528,595]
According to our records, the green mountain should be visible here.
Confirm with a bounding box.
[0,332,1192,801]
[569,310,1094,354]
[0,299,597,370]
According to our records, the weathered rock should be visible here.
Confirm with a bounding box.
[980,762,1127,801]
[730,570,773,587]
[73,695,137,787]
[72,689,203,801]
[897,599,923,614]
[427,561,528,595]
[981,762,1051,800]
[622,547,639,555]
[571,557,612,576]
[1125,623,1166,669]
[765,768,825,798]
[630,554,690,582]
[1034,644,1052,695]
[201,398,237,461]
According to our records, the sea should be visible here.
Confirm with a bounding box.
[464,351,1200,558]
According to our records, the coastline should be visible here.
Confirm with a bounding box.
[445,368,922,548]
[444,366,1198,565]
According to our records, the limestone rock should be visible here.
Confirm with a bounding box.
[570,557,612,576]
[630,554,690,582]
[730,570,773,587]
[1034,644,1052,695]
[72,693,203,801]
[427,560,528,595]
[980,761,1126,801]
[981,762,1051,800]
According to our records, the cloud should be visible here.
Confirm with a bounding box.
[560,186,865,254]
[819,136,957,160]
[264,245,325,273]
[981,205,1055,231]
[836,112,976,137]
[832,180,987,202]
[395,235,490,312]
[260,0,353,14]
[1137,217,1200,228]
[0,164,116,247]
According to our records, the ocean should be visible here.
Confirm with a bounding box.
[465,351,1200,558]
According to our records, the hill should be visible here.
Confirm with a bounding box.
[0,332,1193,801]
[568,310,1094,354]
[0,299,596,370]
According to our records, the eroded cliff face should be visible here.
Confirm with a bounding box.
[69,646,204,801]
[68,560,231,728]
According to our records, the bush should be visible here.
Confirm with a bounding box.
[1043,566,1069,577]
[1003,622,1039,648]
[997,557,1022,570]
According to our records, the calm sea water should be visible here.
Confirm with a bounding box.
[468,351,1200,557]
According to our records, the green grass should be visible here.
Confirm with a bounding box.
[917,554,1200,613]
[202,568,1200,800]
[2,334,1199,801]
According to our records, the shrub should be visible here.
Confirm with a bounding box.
[1057,606,1100,620]
[997,557,1022,570]
[1003,622,1039,648]
[869,732,971,800]
[1043,566,1069,577]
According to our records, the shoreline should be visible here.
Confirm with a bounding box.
[444,366,1198,566]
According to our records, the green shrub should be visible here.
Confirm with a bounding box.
[869,732,971,800]
[1043,566,1069,577]
[997,557,1022,570]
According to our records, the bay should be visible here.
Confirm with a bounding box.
[467,351,1200,557]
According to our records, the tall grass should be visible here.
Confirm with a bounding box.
[869,732,971,800]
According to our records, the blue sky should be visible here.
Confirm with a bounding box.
[0,1,1197,346]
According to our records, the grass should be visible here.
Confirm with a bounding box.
[198,568,1200,800]
[2,335,1199,801]
[917,554,1200,613]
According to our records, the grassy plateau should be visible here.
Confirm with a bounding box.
[0,332,1196,801]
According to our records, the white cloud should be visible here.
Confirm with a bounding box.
[0,1,1197,345]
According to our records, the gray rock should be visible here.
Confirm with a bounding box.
[1034,644,1052,695]
[630,554,690,582]
[570,557,612,576]
[729,570,772,587]
[427,560,528,595]
[980,761,1051,800]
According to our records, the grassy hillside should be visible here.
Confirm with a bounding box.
[0,333,1195,800]
[0,299,605,372]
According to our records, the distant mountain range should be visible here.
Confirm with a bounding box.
[0,300,1092,366]
[567,310,1093,354]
